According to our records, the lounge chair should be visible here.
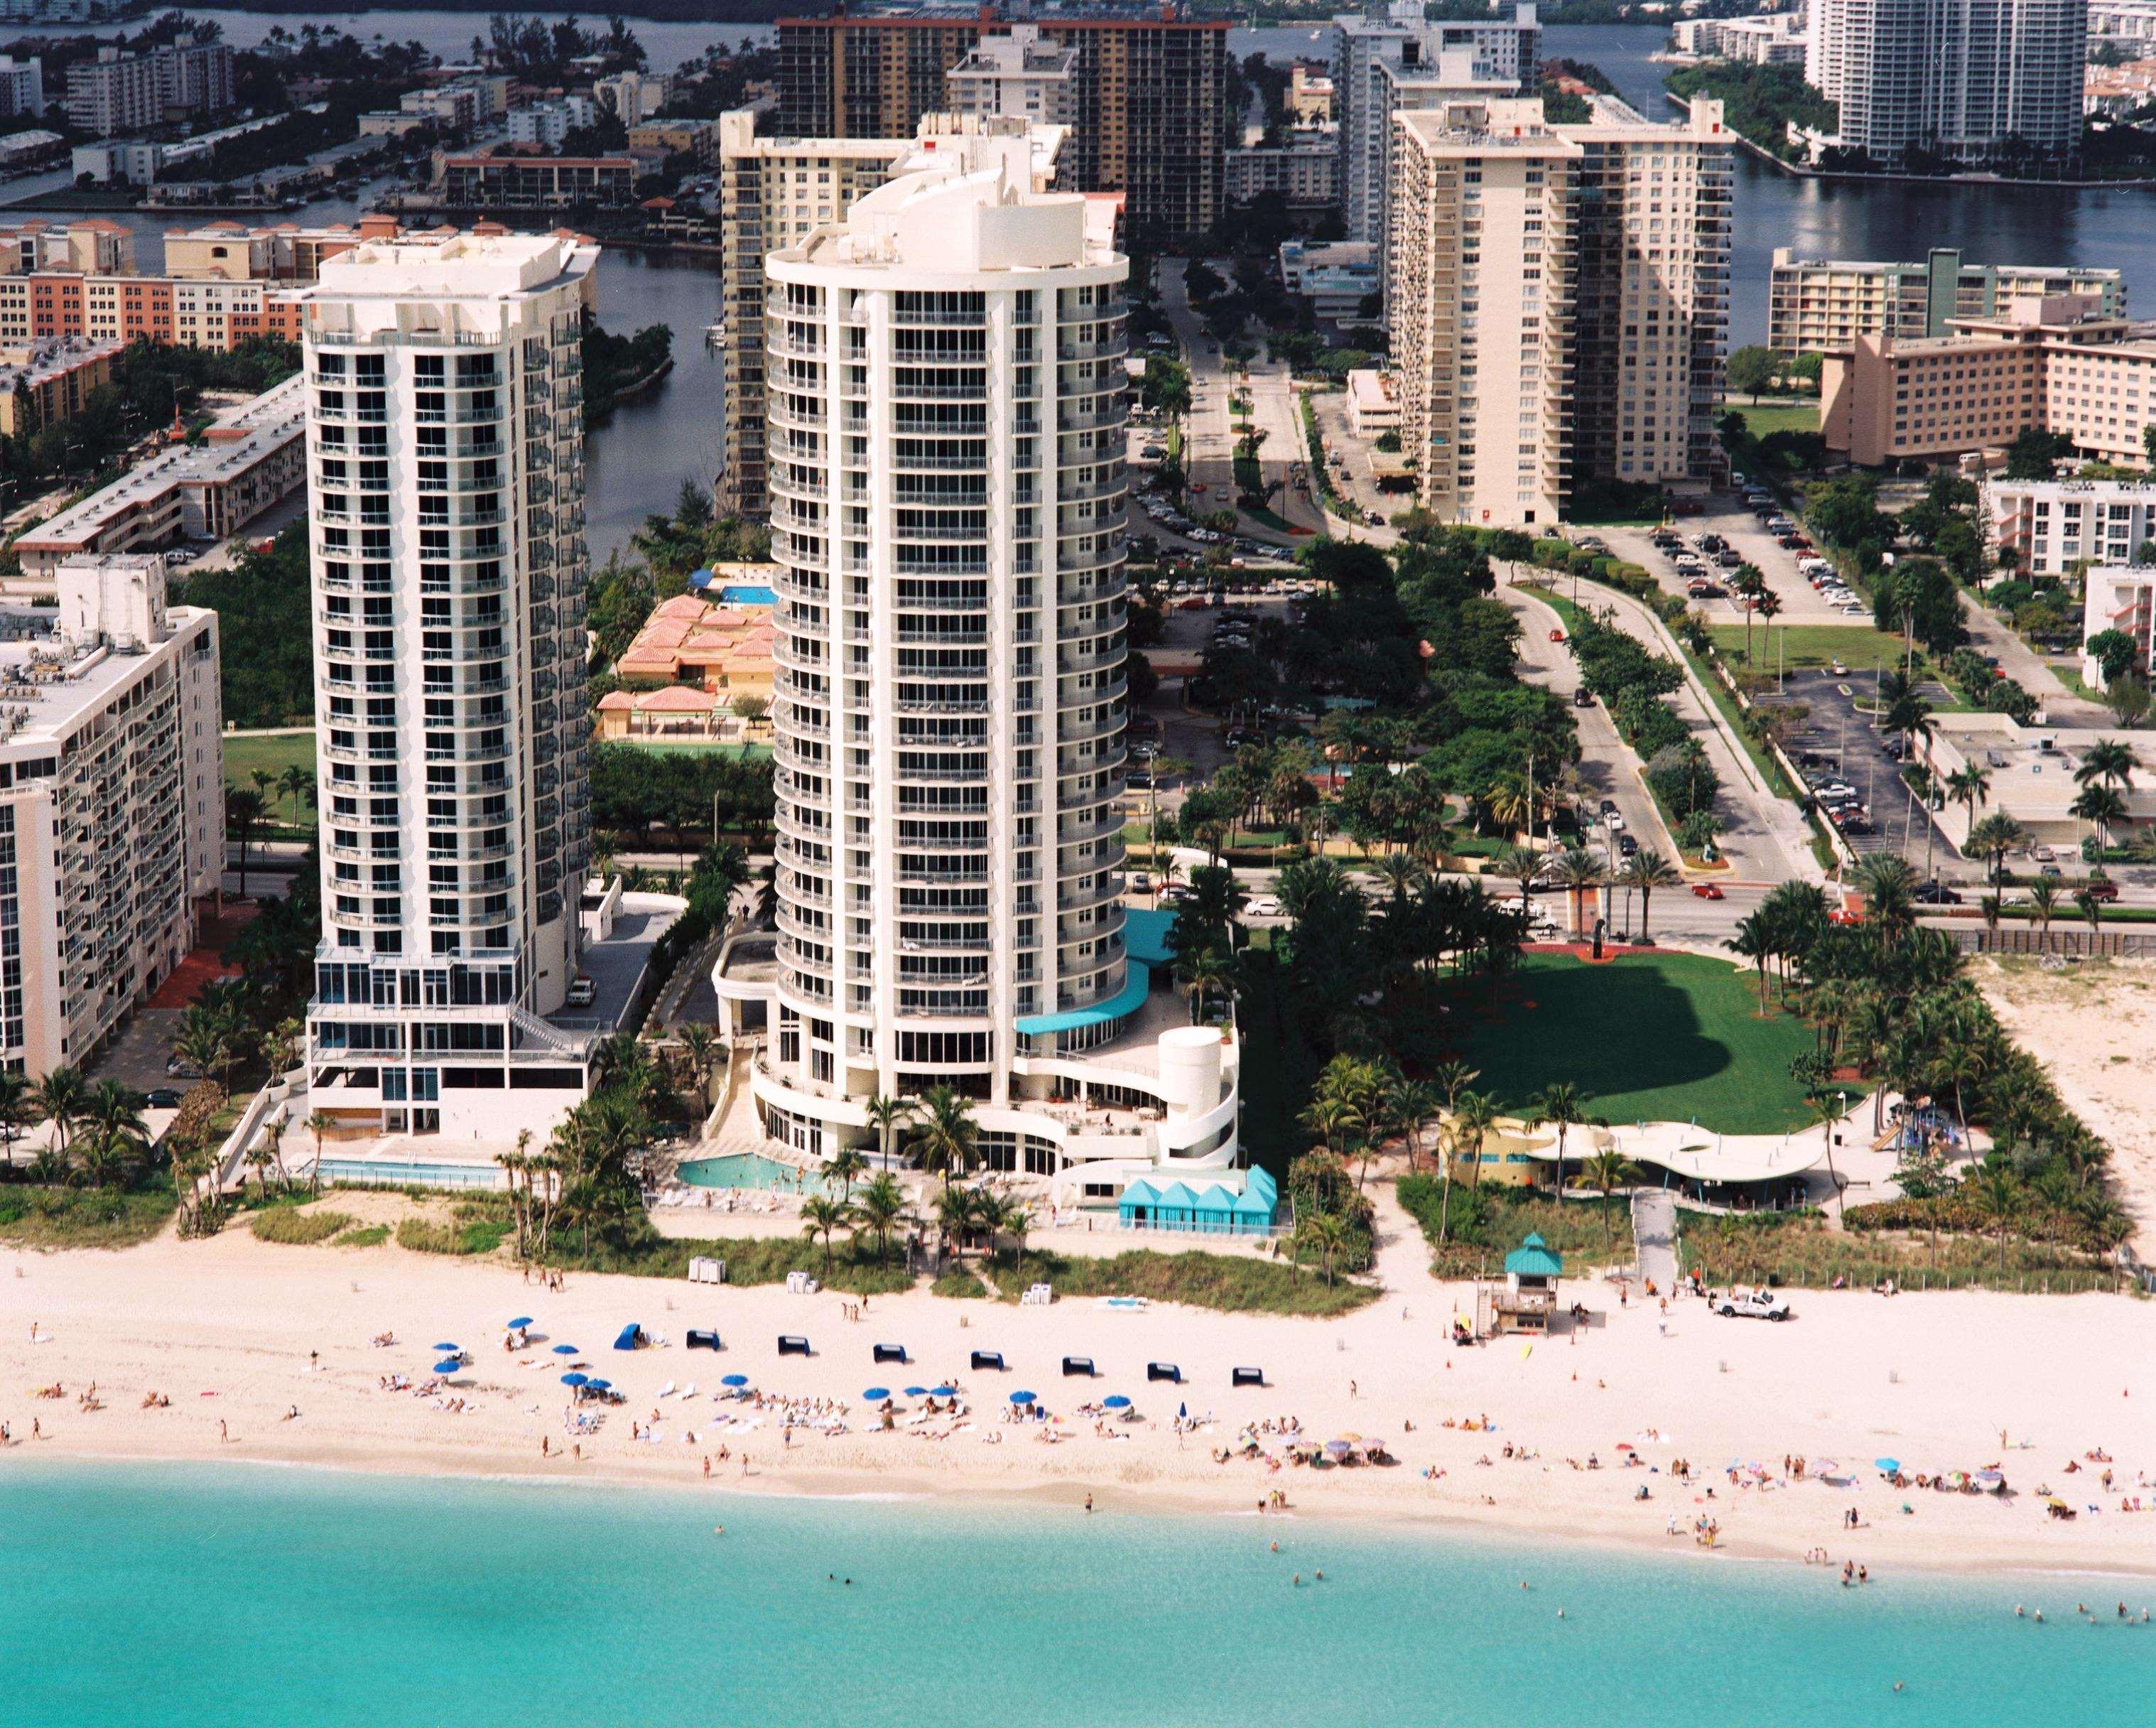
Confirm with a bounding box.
[1061,1356,1095,1377]
[970,1350,1006,1371]
[872,1343,907,1365]
[777,1334,812,1357]
[1231,1366,1264,1388]
[1147,1361,1181,1383]
[686,1329,722,1351]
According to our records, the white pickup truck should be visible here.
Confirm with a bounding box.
[1713,1289,1794,1322]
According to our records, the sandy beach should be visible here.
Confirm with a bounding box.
[6,1214,2155,1581]
[1980,956,2156,1245]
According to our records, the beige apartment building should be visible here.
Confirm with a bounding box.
[1767,247,2128,356]
[0,554,223,1079]
[1389,93,1730,526]
[1821,294,2156,468]
[715,109,1065,518]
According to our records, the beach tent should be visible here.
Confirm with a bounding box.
[1188,1183,1238,1236]
[614,1324,644,1351]
[1153,1182,1200,1231]
[1234,1169,1279,1232]
[1117,1178,1165,1229]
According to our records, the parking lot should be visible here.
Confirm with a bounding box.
[1600,492,1864,630]
[1749,666,1963,875]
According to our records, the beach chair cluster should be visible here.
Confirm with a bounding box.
[784,1270,820,1295]
[1018,1282,1054,1306]
[686,1257,726,1285]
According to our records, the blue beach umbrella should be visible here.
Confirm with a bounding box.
[434,1359,463,1376]
[904,1386,929,1398]
[507,1317,533,1330]
[931,1384,958,1397]
[1103,1395,1131,1409]
[561,1373,589,1388]
[722,1373,749,1388]
[585,1378,612,1392]
[1874,1457,1902,1473]
[1009,1390,1037,1405]
[553,1344,579,1356]
[433,1342,460,1353]
[863,1387,891,1402]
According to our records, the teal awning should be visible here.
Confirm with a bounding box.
[1122,907,1177,966]
[1017,961,1150,1037]
[1189,1184,1238,1215]
[1504,1231,1564,1278]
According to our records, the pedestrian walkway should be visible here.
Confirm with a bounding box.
[1631,1189,1677,1288]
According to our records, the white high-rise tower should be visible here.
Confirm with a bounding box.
[300,227,600,1140]
[735,141,1245,1204]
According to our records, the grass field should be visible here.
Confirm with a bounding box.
[223,731,316,824]
[1718,396,1820,438]
[1442,951,1816,1135]
[1710,623,1908,674]
[617,740,773,760]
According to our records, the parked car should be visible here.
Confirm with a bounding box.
[166,1057,202,1079]
[1244,894,1283,917]
[1604,810,1626,831]
[1715,1289,1793,1321]
[2082,878,2121,902]
[1572,687,1597,707]
[1127,871,1153,894]
[565,976,597,1008]
[1617,833,1640,858]
[1913,881,1963,904]
[145,1089,183,1111]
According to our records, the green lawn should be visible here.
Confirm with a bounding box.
[1718,396,1820,438]
[1711,624,1905,674]
[1443,951,1816,1134]
[223,731,316,824]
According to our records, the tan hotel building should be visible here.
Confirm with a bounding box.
[1821,295,2156,468]
[1389,93,1731,527]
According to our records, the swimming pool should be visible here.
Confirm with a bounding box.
[317,1157,504,1192]
[678,1152,828,1194]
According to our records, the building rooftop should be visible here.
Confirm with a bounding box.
[0,334,119,391]
[18,374,307,556]
[0,598,206,755]
[311,229,598,303]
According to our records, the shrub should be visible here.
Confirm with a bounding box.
[395,1213,511,1256]
[333,1224,391,1248]
[250,1206,354,1246]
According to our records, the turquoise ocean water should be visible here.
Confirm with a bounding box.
[5,1464,2151,1726]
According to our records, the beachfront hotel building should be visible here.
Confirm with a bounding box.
[1819,291,2156,466]
[774,5,1230,244]
[717,109,1066,519]
[1767,247,2127,356]
[723,136,1245,1209]
[1332,1,1540,251]
[0,554,222,1079]
[1804,0,2089,168]
[298,230,602,1141]
[1388,94,1733,526]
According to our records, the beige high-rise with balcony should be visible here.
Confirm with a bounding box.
[1389,94,1731,526]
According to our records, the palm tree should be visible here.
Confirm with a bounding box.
[276,763,311,826]
[1853,853,1917,936]
[1177,947,1235,1024]
[914,1086,979,1190]
[2027,878,2059,945]
[1971,1164,2022,1276]
[2075,737,2138,795]
[1966,811,2028,882]
[1296,1211,1348,1286]
[1495,842,1542,917]
[2070,783,2127,859]
[1449,1089,1502,1207]
[676,1024,720,1107]
[31,1065,87,1156]
[1002,1198,1036,1285]
[1377,850,1426,902]
[227,787,266,897]
[862,1093,914,1166]
[1551,844,1606,939]
[852,1172,913,1267]
[1390,1078,1439,1175]
[1724,914,1776,1012]
[82,1079,146,1152]
[825,1146,868,1204]
[2076,887,2106,940]
[1946,762,1992,836]
[1525,1081,1596,1197]
[798,1195,851,1276]
[1619,849,1681,942]
[1570,1149,1643,1246]
[0,1071,28,1156]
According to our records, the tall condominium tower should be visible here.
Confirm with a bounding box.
[1389,94,1732,526]
[740,143,1243,1199]
[716,109,1066,519]
[1806,0,2089,168]
[1333,1,1540,249]
[300,230,600,1141]
[774,6,1229,244]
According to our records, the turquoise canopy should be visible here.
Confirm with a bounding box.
[1117,1166,1278,1236]
[1504,1232,1564,1278]
[1016,961,1150,1037]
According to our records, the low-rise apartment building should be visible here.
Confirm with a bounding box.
[0,553,222,1079]
[1671,12,1809,63]
[1987,476,2156,577]
[13,374,308,588]
[1821,295,2156,468]
[2081,562,2156,688]
[0,334,114,436]
[1225,136,1340,207]
[1769,247,2128,355]
[439,153,638,208]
